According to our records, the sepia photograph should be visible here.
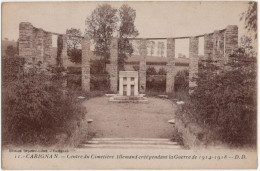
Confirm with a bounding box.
[1,1,258,169]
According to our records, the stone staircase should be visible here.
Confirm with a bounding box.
[79,138,182,149]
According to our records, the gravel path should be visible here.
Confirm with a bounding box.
[82,96,176,138]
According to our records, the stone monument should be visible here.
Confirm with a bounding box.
[109,71,148,103]
[119,71,138,96]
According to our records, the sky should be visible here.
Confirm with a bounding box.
[2,1,249,57]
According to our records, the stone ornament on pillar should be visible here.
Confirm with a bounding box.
[81,37,91,92]
[110,38,118,93]
[189,37,199,91]
[166,38,175,93]
[139,39,147,93]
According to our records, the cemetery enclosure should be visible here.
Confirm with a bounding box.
[18,22,238,93]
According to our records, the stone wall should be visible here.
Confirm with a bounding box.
[166,38,175,93]
[189,37,199,90]
[19,22,52,66]
[81,37,91,92]
[139,39,147,93]
[19,22,53,67]
[110,38,118,93]
[18,22,73,69]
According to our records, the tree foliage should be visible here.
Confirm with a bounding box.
[5,45,18,58]
[240,2,257,39]
[86,4,118,64]
[85,4,139,70]
[66,28,83,63]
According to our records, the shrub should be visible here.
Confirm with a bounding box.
[90,75,110,91]
[146,75,166,93]
[146,66,157,75]
[68,48,82,64]
[183,48,257,146]
[133,65,139,71]
[158,67,166,75]
[174,69,189,92]
[90,59,107,74]
[2,63,86,146]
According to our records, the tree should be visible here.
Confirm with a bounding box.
[86,4,118,65]
[118,4,139,70]
[240,2,257,39]
[66,28,82,63]
[85,4,139,71]
[5,45,18,58]
[66,28,82,49]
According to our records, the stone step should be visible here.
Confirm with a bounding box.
[92,138,171,141]
[79,138,182,149]
[78,144,182,149]
[86,140,178,145]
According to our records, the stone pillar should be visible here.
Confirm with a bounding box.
[19,22,34,63]
[204,33,213,61]
[139,39,147,93]
[224,25,238,62]
[166,38,175,93]
[81,37,91,92]
[110,38,118,93]
[213,30,224,67]
[34,28,44,64]
[61,35,68,69]
[43,32,52,66]
[189,37,199,90]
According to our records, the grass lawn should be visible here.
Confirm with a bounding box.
[82,96,176,138]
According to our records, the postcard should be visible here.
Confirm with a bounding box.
[1,1,257,169]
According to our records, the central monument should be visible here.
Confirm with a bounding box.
[119,71,138,96]
[109,71,148,103]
